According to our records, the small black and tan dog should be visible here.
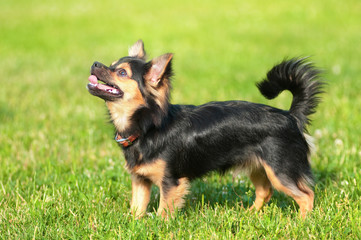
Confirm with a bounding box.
[87,40,323,219]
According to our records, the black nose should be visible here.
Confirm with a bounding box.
[92,61,104,68]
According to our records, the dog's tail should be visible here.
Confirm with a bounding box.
[257,57,324,131]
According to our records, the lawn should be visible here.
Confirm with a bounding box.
[1,0,360,238]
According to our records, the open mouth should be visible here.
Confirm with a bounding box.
[87,75,122,96]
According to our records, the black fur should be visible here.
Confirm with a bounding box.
[123,58,323,184]
[257,57,325,131]
[88,48,324,217]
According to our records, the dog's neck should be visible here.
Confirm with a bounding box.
[106,101,142,133]
[106,99,173,147]
[114,132,139,147]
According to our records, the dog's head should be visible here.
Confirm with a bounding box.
[87,40,173,131]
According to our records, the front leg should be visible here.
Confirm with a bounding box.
[131,174,152,218]
[157,177,190,218]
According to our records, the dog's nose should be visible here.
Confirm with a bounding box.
[92,61,103,68]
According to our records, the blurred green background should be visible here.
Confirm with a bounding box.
[1,0,360,238]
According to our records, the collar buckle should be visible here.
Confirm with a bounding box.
[114,132,139,147]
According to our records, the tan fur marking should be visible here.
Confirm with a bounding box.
[262,162,314,219]
[157,177,190,218]
[114,63,133,73]
[111,60,118,66]
[249,168,273,211]
[143,53,173,113]
[130,160,190,219]
[131,175,152,218]
[146,80,170,113]
[296,180,315,218]
[131,159,166,186]
[106,63,145,132]
[232,155,263,178]
[128,40,146,60]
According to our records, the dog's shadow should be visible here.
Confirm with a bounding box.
[147,175,294,213]
[147,180,289,214]
[147,168,336,213]
[186,179,254,209]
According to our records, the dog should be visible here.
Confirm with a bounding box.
[87,40,324,219]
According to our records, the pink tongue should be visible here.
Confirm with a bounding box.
[88,75,119,93]
[88,75,98,84]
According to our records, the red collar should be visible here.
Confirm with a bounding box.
[114,132,139,147]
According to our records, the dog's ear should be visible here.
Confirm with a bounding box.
[128,40,146,60]
[145,53,173,87]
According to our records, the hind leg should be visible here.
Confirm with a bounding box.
[262,162,314,219]
[249,168,273,211]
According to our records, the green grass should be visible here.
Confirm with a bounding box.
[1,0,360,238]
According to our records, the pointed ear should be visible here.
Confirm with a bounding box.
[128,40,146,60]
[145,53,173,87]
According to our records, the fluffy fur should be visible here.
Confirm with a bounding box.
[87,40,324,219]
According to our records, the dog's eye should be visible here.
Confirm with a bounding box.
[118,69,128,77]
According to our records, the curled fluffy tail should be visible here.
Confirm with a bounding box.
[257,58,325,131]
